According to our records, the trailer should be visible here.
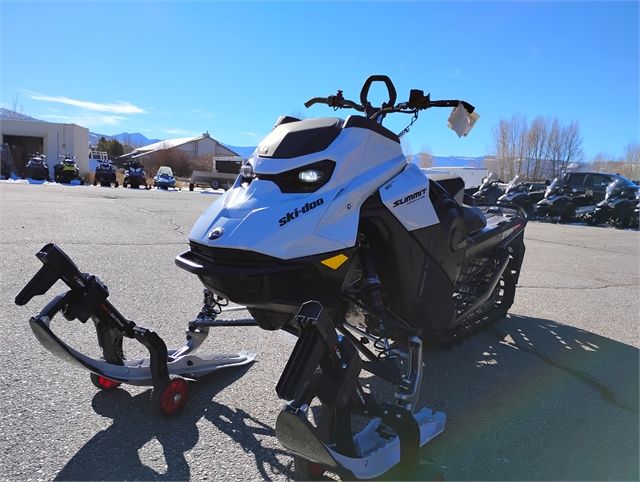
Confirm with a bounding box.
[188,156,244,191]
[422,166,488,194]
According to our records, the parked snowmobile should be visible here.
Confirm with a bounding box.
[123,160,148,189]
[15,76,527,479]
[497,176,548,215]
[93,159,118,187]
[536,171,615,222]
[54,155,83,184]
[23,154,50,181]
[153,165,176,189]
[590,177,639,228]
[472,172,506,204]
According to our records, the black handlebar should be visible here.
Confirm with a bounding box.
[304,77,476,131]
[360,75,397,110]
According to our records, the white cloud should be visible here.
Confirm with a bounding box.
[40,113,127,127]
[25,91,145,114]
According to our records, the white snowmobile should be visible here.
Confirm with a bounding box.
[175,75,526,478]
[16,76,526,479]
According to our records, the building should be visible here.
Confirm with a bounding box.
[0,109,89,177]
[119,132,238,164]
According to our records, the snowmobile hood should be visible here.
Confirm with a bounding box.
[188,116,406,260]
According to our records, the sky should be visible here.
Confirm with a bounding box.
[1,1,638,159]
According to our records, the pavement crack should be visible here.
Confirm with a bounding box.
[489,327,639,415]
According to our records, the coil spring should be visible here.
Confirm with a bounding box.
[201,289,228,318]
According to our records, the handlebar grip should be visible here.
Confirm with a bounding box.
[304,97,327,108]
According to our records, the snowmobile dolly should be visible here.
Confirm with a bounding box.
[15,243,255,416]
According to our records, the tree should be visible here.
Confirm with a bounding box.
[96,137,125,161]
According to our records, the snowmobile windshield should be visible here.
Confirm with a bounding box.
[480,173,498,189]
[157,166,173,176]
[506,175,523,192]
[606,178,639,200]
[546,177,561,197]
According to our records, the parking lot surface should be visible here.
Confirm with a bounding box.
[0,182,638,481]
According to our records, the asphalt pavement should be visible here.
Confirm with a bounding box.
[0,182,638,481]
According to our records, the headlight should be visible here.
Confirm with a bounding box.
[298,169,324,184]
[257,159,335,193]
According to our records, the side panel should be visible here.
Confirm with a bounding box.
[379,163,439,231]
[359,192,456,335]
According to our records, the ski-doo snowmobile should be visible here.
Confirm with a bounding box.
[93,159,118,187]
[23,154,50,181]
[590,177,639,228]
[153,165,176,189]
[54,155,83,184]
[174,76,527,477]
[123,160,148,189]
[497,176,548,215]
[15,76,527,479]
[472,172,506,205]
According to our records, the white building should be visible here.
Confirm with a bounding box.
[0,112,89,177]
[120,132,238,163]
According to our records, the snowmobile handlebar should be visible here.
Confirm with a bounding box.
[304,92,365,112]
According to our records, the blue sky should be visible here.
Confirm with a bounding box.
[1,1,638,159]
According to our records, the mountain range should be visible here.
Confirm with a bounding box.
[89,132,161,148]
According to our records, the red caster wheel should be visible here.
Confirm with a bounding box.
[153,377,189,416]
[90,373,122,390]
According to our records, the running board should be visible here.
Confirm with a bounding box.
[276,403,445,480]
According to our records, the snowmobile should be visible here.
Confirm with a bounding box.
[536,171,616,222]
[93,158,118,187]
[153,165,177,189]
[123,160,149,189]
[15,76,527,479]
[23,154,50,181]
[472,172,506,205]
[497,176,548,216]
[54,155,83,184]
[589,177,639,228]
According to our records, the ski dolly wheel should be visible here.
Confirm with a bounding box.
[155,377,189,416]
[14,243,256,415]
[90,373,121,390]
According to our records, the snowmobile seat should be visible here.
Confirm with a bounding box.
[429,174,464,204]
[461,205,487,234]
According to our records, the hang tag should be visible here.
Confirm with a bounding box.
[448,104,480,137]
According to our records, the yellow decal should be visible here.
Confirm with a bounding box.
[321,254,349,270]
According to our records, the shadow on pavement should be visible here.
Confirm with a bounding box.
[54,365,273,481]
[402,314,639,481]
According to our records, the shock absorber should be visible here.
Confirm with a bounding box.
[359,245,392,356]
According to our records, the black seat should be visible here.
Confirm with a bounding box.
[429,174,465,204]
[462,205,487,233]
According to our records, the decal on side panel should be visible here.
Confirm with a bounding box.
[278,198,325,227]
[380,164,439,231]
